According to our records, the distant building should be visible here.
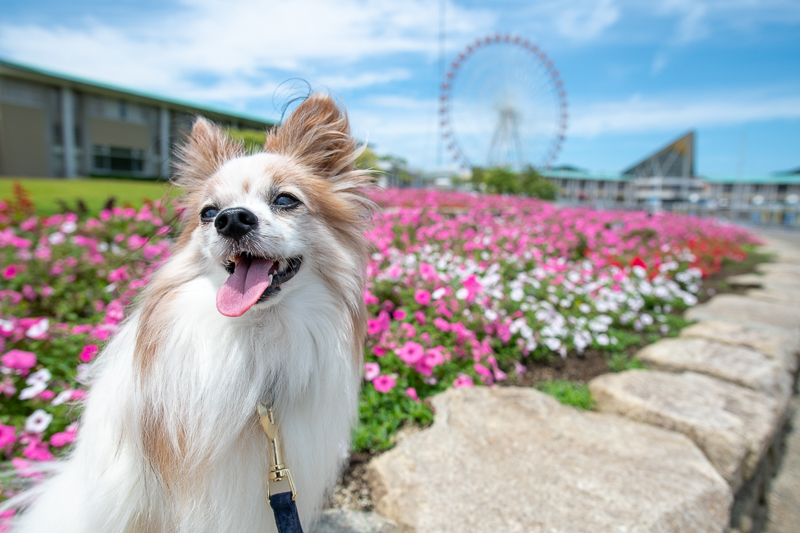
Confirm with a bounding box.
[542,131,799,222]
[0,59,274,179]
[621,131,703,209]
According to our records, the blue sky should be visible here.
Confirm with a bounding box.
[1,0,799,176]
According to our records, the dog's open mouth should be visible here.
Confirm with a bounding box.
[216,253,303,317]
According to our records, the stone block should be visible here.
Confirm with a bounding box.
[636,337,792,398]
[680,320,799,373]
[313,509,402,533]
[685,294,800,331]
[367,387,732,533]
[590,370,785,490]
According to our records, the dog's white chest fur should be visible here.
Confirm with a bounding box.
[14,271,358,533]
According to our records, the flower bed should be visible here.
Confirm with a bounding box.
[0,188,758,497]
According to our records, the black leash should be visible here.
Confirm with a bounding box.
[257,401,304,533]
[269,492,304,533]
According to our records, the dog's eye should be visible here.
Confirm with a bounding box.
[200,206,219,222]
[273,194,300,209]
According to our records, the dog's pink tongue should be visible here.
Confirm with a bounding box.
[216,257,273,317]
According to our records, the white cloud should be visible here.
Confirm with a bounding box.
[570,89,800,137]
[0,0,494,105]
[555,0,620,42]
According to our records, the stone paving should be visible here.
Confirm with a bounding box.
[320,231,800,533]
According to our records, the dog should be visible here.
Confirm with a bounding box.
[10,93,374,532]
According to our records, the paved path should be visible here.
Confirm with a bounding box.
[756,230,800,533]
[765,398,800,533]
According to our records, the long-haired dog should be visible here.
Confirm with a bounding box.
[10,94,374,532]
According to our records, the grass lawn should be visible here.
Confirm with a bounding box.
[0,177,175,216]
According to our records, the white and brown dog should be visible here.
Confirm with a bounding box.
[11,94,374,532]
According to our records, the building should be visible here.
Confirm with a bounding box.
[542,131,798,225]
[539,169,638,209]
[621,131,703,210]
[0,59,275,179]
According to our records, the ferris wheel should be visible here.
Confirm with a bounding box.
[440,34,568,170]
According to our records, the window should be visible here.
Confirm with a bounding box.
[723,184,733,193]
[92,145,144,174]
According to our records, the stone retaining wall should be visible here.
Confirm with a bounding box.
[316,235,800,533]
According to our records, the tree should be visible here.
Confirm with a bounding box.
[471,166,557,200]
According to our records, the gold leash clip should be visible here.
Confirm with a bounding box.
[257,401,298,502]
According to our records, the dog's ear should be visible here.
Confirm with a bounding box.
[175,117,242,191]
[265,93,357,178]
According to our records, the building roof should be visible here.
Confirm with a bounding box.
[0,58,276,128]
[701,174,800,185]
[541,169,630,182]
[622,131,695,178]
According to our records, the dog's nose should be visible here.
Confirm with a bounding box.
[215,207,258,239]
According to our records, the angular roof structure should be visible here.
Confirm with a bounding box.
[622,131,695,178]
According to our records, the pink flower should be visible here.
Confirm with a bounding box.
[414,289,432,306]
[50,427,77,447]
[474,363,492,380]
[79,344,99,363]
[70,390,86,401]
[367,310,391,336]
[363,289,379,305]
[419,263,438,281]
[127,234,148,250]
[39,390,55,401]
[453,374,474,388]
[2,264,19,279]
[433,317,451,331]
[22,438,54,461]
[400,323,416,338]
[405,387,419,401]
[397,341,425,364]
[364,362,380,381]
[11,457,41,478]
[72,324,94,335]
[0,424,16,449]
[1,349,37,370]
[393,309,407,321]
[414,311,427,325]
[107,266,129,282]
[373,375,396,393]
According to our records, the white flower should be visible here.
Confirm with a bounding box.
[27,368,52,386]
[19,381,47,400]
[97,242,109,252]
[60,221,77,234]
[0,319,14,334]
[595,333,610,346]
[654,286,670,299]
[544,337,562,351]
[76,364,92,385]
[48,232,65,245]
[640,313,654,326]
[455,287,469,300]
[431,287,446,300]
[510,288,524,302]
[578,303,591,314]
[682,294,698,306]
[484,309,498,321]
[25,319,49,339]
[52,389,73,406]
[25,409,53,433]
